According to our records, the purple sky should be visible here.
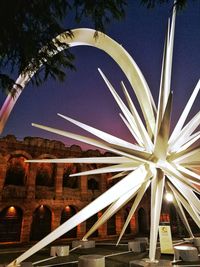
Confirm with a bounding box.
[0,1,200,150]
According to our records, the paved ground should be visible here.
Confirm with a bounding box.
[0,241,200,267]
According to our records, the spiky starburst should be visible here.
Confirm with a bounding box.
[6,5,200,267]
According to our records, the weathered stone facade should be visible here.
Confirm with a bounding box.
[0,135,150,244]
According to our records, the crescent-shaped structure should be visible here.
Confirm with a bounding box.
[5,3,200,267]
[0,28,155,137]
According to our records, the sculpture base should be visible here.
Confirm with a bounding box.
[173,245,199,262]
[128,240,147,252]
[21,263,33,267]
[50,245,69,256]
[193,237,200,252]
[130,259,172,266]
[78,255,104,267]
[72,240,95,249]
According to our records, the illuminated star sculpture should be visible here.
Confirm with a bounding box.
[5,4,200,267]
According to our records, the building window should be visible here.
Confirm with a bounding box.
[88,178,99,191]
[0,206,23,242]
[35,162,55,186]
[5,156,28,186]
[62,163,80,189]
[60,206,77,238]
[30,205,51,241]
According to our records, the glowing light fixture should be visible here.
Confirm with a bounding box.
[65,205,70,211]
[165,192,174,202]
[7,206,16,217]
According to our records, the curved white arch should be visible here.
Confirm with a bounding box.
[0,28,155,136]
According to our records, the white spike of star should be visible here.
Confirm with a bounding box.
[6,2,200,267]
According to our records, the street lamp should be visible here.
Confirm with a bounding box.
[165,192,173,203]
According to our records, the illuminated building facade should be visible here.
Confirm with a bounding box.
[0,135,150,244]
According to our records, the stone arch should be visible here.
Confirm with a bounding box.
[4,154,29,186]
[10,150,32,160]
[0,206,23,242]
[62,163,80,189]
[37,154,57,159]
[30,205,52,241]
[86,164,100,192]
[35,162,56,186]
[35,155,57,187]
[60,205,77,238]
[138,207,148,234]
[87,177,99,191]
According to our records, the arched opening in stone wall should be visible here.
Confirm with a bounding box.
[60,205,77,238]
[86,164,100,192]
[62,163,80,189]
[87,178,99,191]
[0,206,23,242]
[138,207,148,235]
[4,156,28,186]
[30,205,51,241]
[86,213,98,237]
[124,206,131,234]
[35,162,56,187]
[107,214,116,235]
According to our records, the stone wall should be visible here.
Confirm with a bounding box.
[0,135,150,244]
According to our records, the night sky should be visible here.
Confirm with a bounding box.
[0,1,200,151]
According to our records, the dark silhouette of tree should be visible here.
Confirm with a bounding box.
[140,0,194,9]
[0,0,126,94]
[0,0,191,94]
